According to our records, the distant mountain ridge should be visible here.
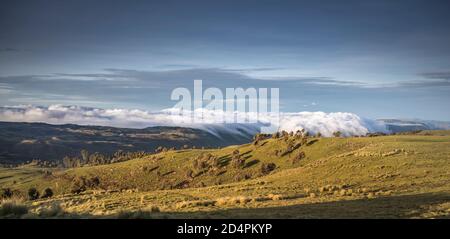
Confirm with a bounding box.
[1,118,450,165]
[0,121,254,164]
[378,119,450,133]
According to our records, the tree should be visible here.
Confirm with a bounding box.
[232,149,239,156]
[333,131,342,137]
[80,149,89,164]
[1,188,13,199]
[272,132,280,139]
[71,176,87,194]
[28,187,40,200]
[231,156,245,169]
[41,188,53,198]
[231,150,245,169]
[211,156,220,168]
[285,142,294,156]
[292,151,306,164]
[260,163,276,175]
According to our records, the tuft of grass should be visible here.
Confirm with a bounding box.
[267,194,283,201]
[176,200,215,209]
[36,203,65,217]
[0,199,29,217]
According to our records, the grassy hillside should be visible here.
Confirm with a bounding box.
[0,122,254,165]
[1,130,450,218]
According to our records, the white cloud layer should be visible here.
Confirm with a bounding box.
[0,105,389,137]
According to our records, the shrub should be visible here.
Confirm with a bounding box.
[70,176,100,194]
[292,151,306,164]
[232,149,240,156]
[155,146,163,153]
[272,132,280,139]
[192,153,218,171]
[28,187,40,200]
[148,205,160,212]
[116,210,151,219]
[236,196,250,204]
[284,142,294,156]
[274,149,280,157]
[211,156,221,168]
[36,203,64,217]
[260,163,276,175]
[1,188,13,199]
[231,158,245,169]
[253,133,270,141]
[71,175,101,194]
[215,196,250,206]
[0,200,28,217]
[87,176,100,188]
[192,158,208,171]
[41,188,53,198]
[268,194,283,201]
[185,169,194,179]
[234,173,251,181]
[231,153,245,169]
[71,176,87,194]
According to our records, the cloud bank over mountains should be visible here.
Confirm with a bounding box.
[0,105,389,137]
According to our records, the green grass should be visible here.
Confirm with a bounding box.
[1,132,450,218]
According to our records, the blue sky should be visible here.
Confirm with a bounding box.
[1,0,450,120]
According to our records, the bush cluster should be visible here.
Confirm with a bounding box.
[260,163,276,175]
[71,176,101,194]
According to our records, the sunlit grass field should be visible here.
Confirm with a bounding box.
[1,130,450,218]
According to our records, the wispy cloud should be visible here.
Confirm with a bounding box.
[393,71,450,88]
[419,71,450,80]
[0,68,449,118]
[0,105,388,136]
[0,48,20,52]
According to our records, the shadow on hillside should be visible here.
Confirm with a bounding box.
[38,192,450,219]
[201,192,450,219]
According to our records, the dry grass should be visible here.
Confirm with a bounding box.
[0,199,28,218]
[1,131,450,218]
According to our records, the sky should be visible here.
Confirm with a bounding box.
[1,0,450,121]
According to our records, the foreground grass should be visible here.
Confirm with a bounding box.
[1,130,450,218]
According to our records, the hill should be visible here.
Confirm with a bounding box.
[1,130,449,218]
[0,122,254,165]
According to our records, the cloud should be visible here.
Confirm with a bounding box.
[0,48,20,52]
[0,68,353,110]
[0,105,389,137]
[419,72,450,80]
[393,71,450,88]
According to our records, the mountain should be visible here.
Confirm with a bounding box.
[2,118,450,165]
[378,119,450,133]
[0,122,254,165]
